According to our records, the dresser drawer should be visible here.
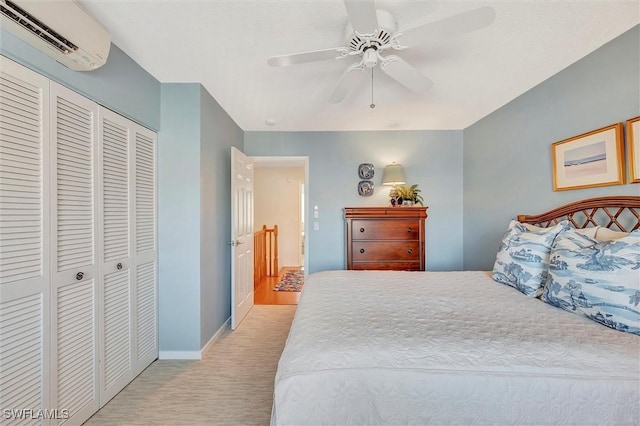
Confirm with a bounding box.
[352,241,420,261]
[351,261,421,271]
[352,219,420,240]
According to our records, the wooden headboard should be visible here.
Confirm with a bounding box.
[517,196,640,232]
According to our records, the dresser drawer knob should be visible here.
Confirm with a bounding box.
[360,227,365,233]
[360,248,365,254]
[407,248,413,254]
[407,227,412,232]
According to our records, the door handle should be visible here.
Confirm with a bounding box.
[228,240,245,246]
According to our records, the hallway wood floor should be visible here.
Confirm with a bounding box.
[254,267,301,305]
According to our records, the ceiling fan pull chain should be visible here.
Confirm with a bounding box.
[370,68,375,109]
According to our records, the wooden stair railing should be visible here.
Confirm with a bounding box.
[254,225,278,288]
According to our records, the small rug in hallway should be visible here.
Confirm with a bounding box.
[273,270,304,292]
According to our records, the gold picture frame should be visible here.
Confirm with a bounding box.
[551,123,624,191]
[627,116,640,183]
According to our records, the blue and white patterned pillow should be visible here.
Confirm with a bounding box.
[492,220,570,297]
[542,229,640,335]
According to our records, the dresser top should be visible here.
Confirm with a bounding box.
[344,206,428,219]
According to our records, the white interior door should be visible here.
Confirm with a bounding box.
[98,107,132,405]
[230,147,254,330]
[131,124,158,376]
[0,56,51,419]
[50,82,100,425]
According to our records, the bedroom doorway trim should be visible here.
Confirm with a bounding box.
[252,155,310,280]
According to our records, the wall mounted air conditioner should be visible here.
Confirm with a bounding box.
[0,0,110,71]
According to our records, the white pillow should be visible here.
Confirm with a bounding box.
[595,227,628,242]
[492,220,570,297]
[523,223,599,239]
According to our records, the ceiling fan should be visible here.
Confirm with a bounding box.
[267,0,495,104]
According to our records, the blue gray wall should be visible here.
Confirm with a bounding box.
[0,29,160,130]
[244,130,464,272]
[463,25,640,270]
[158,84,243,353]
[158,84,202,352]
[200,85,243,347]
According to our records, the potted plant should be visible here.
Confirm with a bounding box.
[390,184,424,206]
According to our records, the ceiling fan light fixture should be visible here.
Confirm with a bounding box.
[363,48,378,68]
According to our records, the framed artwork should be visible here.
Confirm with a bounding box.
[551,123,625,191]
[627,116,640,183]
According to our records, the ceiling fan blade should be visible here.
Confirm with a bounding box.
[380,56,433,94]
[267,47,348,67]
[398,6,496,47]
[344,0,379,34]
[329,64,363,103]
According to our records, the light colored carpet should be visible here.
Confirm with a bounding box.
[86,305,296,426]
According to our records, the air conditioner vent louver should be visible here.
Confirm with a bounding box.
[0,0,78,54]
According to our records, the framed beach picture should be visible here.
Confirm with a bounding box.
[551,123,624,191]
[627,116,640,183]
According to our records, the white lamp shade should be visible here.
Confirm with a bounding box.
[381,163,406,185]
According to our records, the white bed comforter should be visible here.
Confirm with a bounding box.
[271,270,640,425]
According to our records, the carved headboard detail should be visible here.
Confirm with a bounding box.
[517,196,640,232]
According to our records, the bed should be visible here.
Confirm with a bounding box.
[271,196,640,425]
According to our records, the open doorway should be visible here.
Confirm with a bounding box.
[252,156,309,305]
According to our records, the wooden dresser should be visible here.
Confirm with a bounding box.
[344,206,428,271]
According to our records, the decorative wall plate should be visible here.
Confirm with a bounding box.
[358,180,374,196]
[358,163,374,179]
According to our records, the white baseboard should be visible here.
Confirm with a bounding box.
[201,316,231,356]
[158,316,231,360]
[158,351,201,360]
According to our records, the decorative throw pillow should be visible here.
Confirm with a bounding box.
[492,220,570,297]
[542,229,640,335]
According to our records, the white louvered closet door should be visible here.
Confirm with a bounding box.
[132,124,157,376]
[98,108,133,405]
[0,56,51,424]
[50,82,99,426]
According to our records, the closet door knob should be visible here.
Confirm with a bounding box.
[360,248,365,254]
[75,272,84,281]
[116,263,123,270]
[360,228,365,233]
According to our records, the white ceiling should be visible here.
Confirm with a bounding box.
[80,0,639,132]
